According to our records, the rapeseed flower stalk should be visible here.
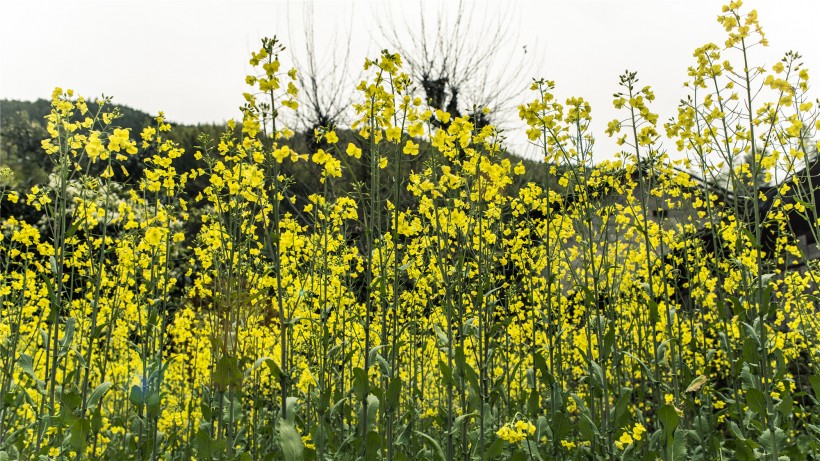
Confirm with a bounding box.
[1,3,819,460]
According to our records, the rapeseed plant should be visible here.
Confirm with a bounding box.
[0,2,818,460]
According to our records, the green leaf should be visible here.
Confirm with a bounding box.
[745,388,766,416]
[578,414,598,442]
[809,375,820,401]
[602,326,616,361]
[251,357,282,379]
[213,356,242,391]
[775,392,792,417]
[740,364,756,391]
[671,429,687,460]
[484,438,505,460]
[129,385,144,405]
[527,389,539,415]
[589,360,605,390]
[728,421,746,441]
[432,324,449,348]
[658,405,680,438]
[523,440,544,461]
[742,337,759,364]
[613,387,632,426]
[145,390,161,418]
[86,381,112,409]
[195,428,222,458]
[61,317,76,353]
[369,346,391,376]
[363,431,382,461]
[348,367,366,402]
[69,417,90,451]
[648,298,659,324]
[18,354,36,381]
[386,377,402,411]
[551,412,572,442]
[437,360,456,387]
[415,430,446,461]
[532,353,549,382]
[622,352,655,382]
[365,394,380,433]
[759,428,786,456]
[282,396,299,423]
[279,419,304,461]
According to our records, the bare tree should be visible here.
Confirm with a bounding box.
[288,2,359,151]
[376,0,537,129]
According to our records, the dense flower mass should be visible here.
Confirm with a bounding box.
[0,3,819,460]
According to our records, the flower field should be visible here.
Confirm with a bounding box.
[1,2,819,460]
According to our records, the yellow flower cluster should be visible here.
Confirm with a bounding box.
[496,420,535,444]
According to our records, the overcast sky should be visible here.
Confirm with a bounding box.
[2,0,818,160]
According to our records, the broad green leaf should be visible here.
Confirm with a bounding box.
[671,429,687,461]
[386,376,402,411]
[129,385,144,405]
[745,388,766,416]
[415,430,446,461]
[87,381,112,409]
[251,357,282,379]
[61,317,76,352]
[365,394,379,433]
[363,431,381,461]
[809,375,820,401]
[759,427,786,456]
[484,438,505,460]
[658,405,680,437]
[279,419,304,461]
[213,356,242,391]
[69,418,90,451]
[352,367,368,401]
[551,412,572,442]
[775,392,792,417]
[18,354,35,380]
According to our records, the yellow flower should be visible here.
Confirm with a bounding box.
[325,130,339,144]
[346,143,362,159]
[408,122,424,138]
[560,439,576,450]
[273,145,293,163]
[385,126,402,143]
[496,424,526,444]
[618,431,633,448]
[632,422,646,441]
[145,227,165,247]
[403,140,419,156]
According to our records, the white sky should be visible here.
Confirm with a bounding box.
[2,0,818,160]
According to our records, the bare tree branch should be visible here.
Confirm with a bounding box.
[375,0,538,129]
[288,1,360,149]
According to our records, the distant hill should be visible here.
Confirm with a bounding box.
[1,98,552,209]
